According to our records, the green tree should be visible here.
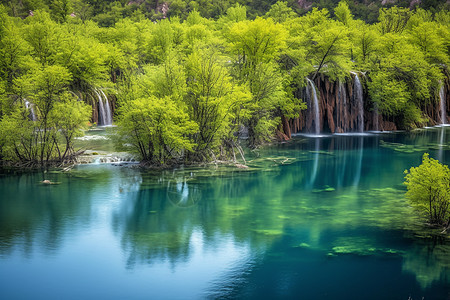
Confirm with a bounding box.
[48,96,91,161]
[366,29,443,128]
[146,19,176,64]
[227,17,289,146]
[378,6,411,35]
[334,0,353,26]
[4,64,85,165]
[265,1,297,23]
[218,3,246,26]
[49,0,72,23]
[407,21,448,66]
[350,20,379,66]
[404,153,450,226]
[228,17,287,76]
[184,49,242,160]
[0,5,29,88]
[117,96,198,165]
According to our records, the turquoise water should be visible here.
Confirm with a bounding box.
[1,128,449,299]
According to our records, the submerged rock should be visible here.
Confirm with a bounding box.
[235,163,249,169]
[40,180,59,185]
[312,186,336,193]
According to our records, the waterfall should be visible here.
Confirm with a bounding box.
[352,73,364,132]
[374,105,380,132]
[306,78,320,134]
[96,89,113,126]
[24,99,37,121]
[338,81,348,132]
[440,84,446,124]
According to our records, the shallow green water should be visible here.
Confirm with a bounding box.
[1,128,449,299]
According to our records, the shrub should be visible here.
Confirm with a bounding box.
[404,153,450,226]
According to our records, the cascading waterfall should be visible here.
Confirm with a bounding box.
[96,89,113,126]
[352,73,364,132]
[373,105,380,132]
[338,81,348,132]
[440,84,446,124]
[306,78,320,134]
[100,89,112,125]
[24,99,37,121]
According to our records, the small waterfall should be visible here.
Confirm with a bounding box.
[440,84,446,124]
[306,78,320,134]
[96,89,113,126]
[24,99,37,121]
[352,73,364,132]
[374,105,380,132]
[338,81,348,132]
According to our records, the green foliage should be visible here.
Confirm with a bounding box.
[0,1,449,166]
[350,20,379,66]
[228,17,287,69]
[49,97,91,153]
[117,96,197,165]
[404,153,450,226]
[378,6,411,34]
[365,24,444,128]
[184,49,235,159]
[265,1,297,23]
[368,72,409,116]
[2,64,91,165]
[227,17,291,146]
[0,93,90,165]
[49,0,72,23]
[218,3,246,25]
[290,8,353,81]
[334,1,353,26]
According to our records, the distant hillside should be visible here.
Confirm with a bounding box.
[1,0,449,25]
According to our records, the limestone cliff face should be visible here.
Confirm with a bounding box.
[282,73,449,138]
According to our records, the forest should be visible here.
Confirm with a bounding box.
[0,0,449,166]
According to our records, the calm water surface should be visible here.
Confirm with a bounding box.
[1,128,450,299]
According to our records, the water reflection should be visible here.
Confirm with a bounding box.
[352,136,364,187]
[438,126,445,162]
[166,175,201,207]
[0,171,92,257]
[0,165,142,258]
[402,236,450,289]
[309,138,320,187]
[1,130,450,299]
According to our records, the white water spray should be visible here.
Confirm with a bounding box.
[306,78,320,134]
[440,84,446,124]
[96,89,113,126]
[24,99,37,121]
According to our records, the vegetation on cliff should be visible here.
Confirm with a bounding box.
[0,1,449,166]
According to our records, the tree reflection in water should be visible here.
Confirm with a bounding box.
[0,130,449,298]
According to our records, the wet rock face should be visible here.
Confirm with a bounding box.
[283,74,450,136]
[287,74,378,135]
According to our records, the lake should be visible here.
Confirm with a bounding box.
[1,127,449,299]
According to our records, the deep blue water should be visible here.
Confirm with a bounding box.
[1,128,449,299]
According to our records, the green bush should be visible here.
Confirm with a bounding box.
[404,153,450,226]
